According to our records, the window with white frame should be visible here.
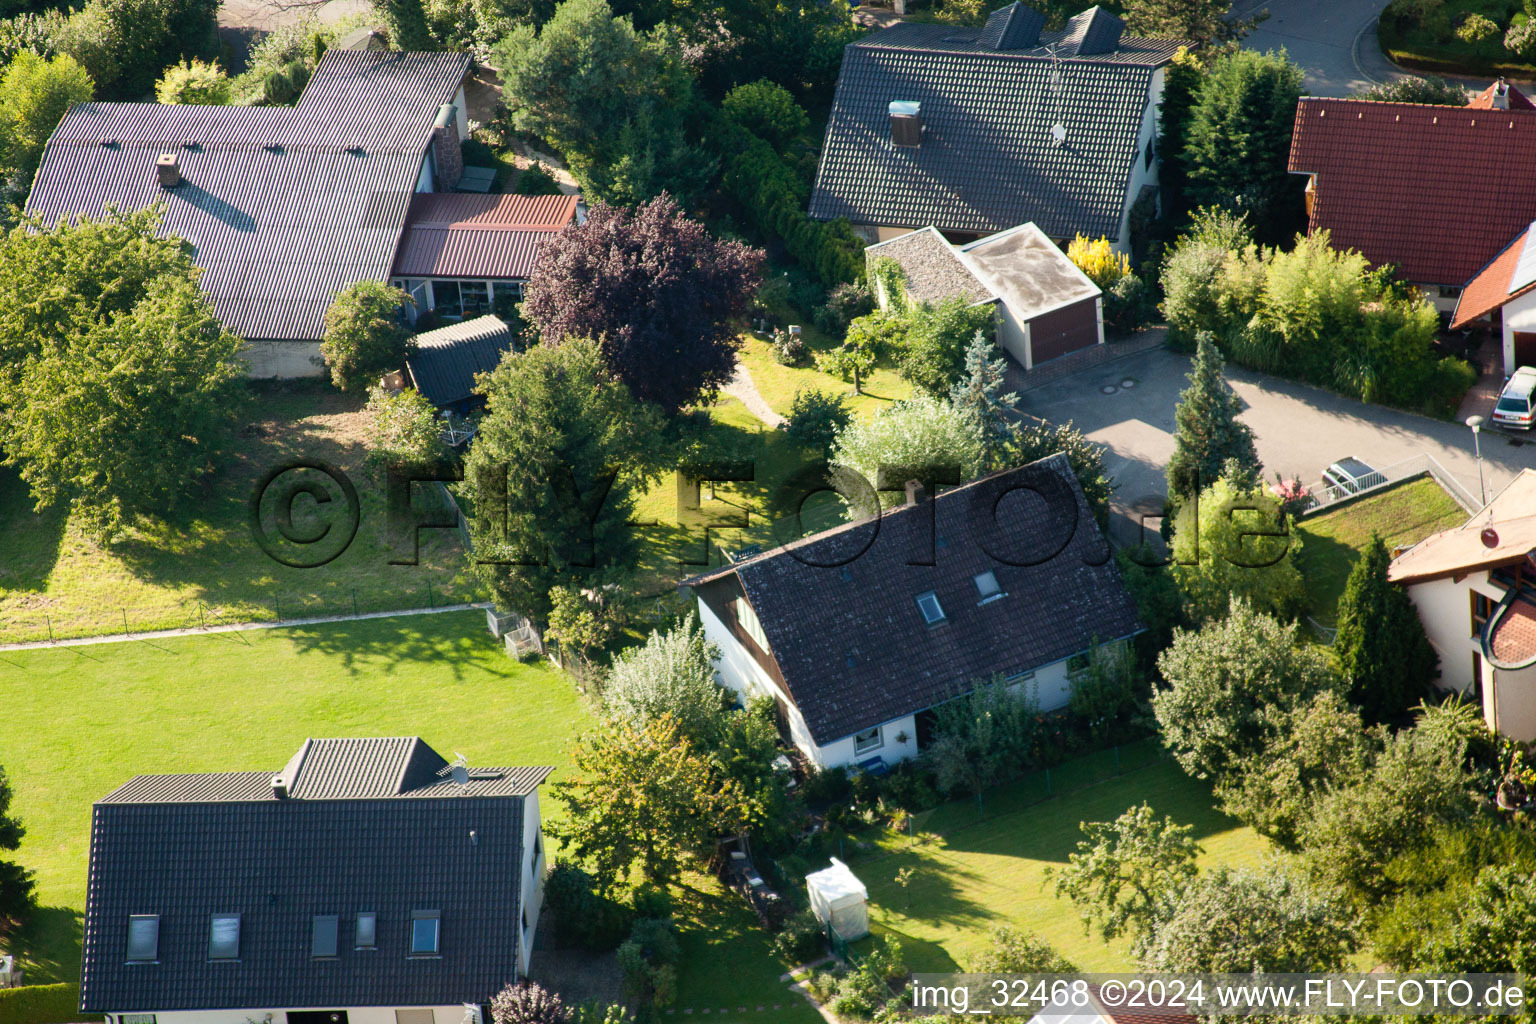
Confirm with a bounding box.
[126,915,159,962]
[915,591,945,624]
[208,914,240,960]
[735,598,770,651]
[854,726,883,754]
[121,1015,157,1024]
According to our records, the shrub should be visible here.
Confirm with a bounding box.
[897,297,996,396]
[784,387,850,456]
[812,281,875,335]
[542,862,635,951]
[491,983,573,1024]
[1169,476,1306,621]
[320,281,413,392]
[515,163,565,195]
[1067,234,1130,289]
[154,57,229,103]
[721,79,809,148]
[830,395,984,518]
[0,984,79,1024]
[362,385,445,477]
[772,909,826,964]
[971,927,1078,973]
[601,612,727,744]
[617,917,681,1007]
[1105,273,1153,332]
[926,675,1041,797]
[772,327,806,365]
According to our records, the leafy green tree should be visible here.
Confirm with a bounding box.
[601,612,727,743]
[1182,49,1305,243]
[1302,725,1478,904]
[494,0,713,205]
[784,387,850,457]
[1456,12,1498,55]
[1215,691,1378,850]
[0,51,92,182]
[926,675,1041,797]
[463,338,665,629]
[1335,535,1438,723]
[0,766,34,932]
[549,715,746,886]
[898,297,996,397]
[1166,332,1260,503]
[1053,804,1201,944]
[545,585,626,673]
[319,282,412,393]
[1170,475,1305,621]
[153,57,229,103]
[949,330,1019,468]
[1123,0,1267,46]
[0,208,245,540]
[830,395,984,518]
[1000,420,1113,529]
[1506,20,1536,56]
[814,315,884,394]
[721,79,808,148]
[97,0,219,98]
[1420,865,1536,975]
[1153,599,1342,787]
[1356,74,1468,104]
[1158,208,1255,346]
[375,0,432,49]
[362,385,444,477]
[1140,864,1356,972]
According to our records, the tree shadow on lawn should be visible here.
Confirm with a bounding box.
[0,466,66,595]
[1292,526,1356,623]
[9,904,83,985]
[275,611,499,679]
[858,845,994,935]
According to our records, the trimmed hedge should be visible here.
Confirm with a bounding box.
[0,983,81,1024]
[711,117,865,288]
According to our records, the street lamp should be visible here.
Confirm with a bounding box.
[1466,414,1487,507]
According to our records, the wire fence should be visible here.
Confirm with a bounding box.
[0,579,485,647]
[1297,453,1479,517]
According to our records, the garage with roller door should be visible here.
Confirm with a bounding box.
[865,222,1103,372]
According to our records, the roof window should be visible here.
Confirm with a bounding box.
[409,910,440,956]
[975,571,1004,603]
[126,915,159,962]
[355,912,377,949]
[208,914,240,960]
[312,914,339,958]
[916,591,946,624]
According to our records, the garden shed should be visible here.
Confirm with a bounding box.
[805,858,869,941]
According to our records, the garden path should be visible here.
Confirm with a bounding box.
[724,362,788,429]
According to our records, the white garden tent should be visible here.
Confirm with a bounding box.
[805,857,869,941]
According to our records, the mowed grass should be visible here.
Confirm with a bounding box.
[0,610,593,985]
[1295,477,1467,623]
[854,758,1270,973]
[0,384,470,644]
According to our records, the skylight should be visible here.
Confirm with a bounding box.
[916,591,946,624]
[209,914,240,960]
[975,571,1003,602]
[126,915,159,962]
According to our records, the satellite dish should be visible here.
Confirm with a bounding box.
[1050,122,1067,145]
[450,763,469,786]
[1482,526,1500,548]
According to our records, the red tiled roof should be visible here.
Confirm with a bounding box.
[1490,597,1536,667]
[390,192,578,279]
[1288,97,1536,285]
[1469,80,1536,109]
[1451,224,1536,328]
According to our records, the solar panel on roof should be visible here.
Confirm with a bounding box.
[1510,221,1536,294]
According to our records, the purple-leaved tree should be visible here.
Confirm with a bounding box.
[522,193,764,413]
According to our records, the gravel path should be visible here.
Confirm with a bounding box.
[723,362,787,429]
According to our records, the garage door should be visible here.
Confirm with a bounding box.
[1028,297,1100,366]
[1515,332,1536,371]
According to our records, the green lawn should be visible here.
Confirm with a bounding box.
[0,384,470,644]
[1379,0,1536,77]
[0,610,591,985]
[735,330,914,421]
[850,757,1270,973]
[1295,476,1466,624]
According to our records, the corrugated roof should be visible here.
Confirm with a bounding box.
[391,193,577,279]
[682,455,1142,744]
[809,23,1179,238]
[1451,224,1536,328]
[405,314,516,406]
[1288,96,1536,286]
[25,50,470,343]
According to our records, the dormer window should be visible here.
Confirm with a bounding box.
[208,914,240,960]
[916,591,945,624]
[975,571,1003,603]
[126,915,159,962]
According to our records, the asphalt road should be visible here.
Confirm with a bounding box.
[1234,0,1410,95]
[1020,347,1536,544]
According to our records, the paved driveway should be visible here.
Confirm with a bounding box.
[1019,346,1536,544]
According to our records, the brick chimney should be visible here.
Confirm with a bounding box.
[156,152,181,188]
[432,103,462,192]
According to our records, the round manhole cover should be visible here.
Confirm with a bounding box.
[1100,384,1119,395]
[1121,378,1136,389]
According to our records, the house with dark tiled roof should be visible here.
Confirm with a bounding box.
[1390,469,1536,739]
[81,738,551,1024]
[808,2,1185,252]
[867,222,1103,369]
[1286,81,1536,320]
[24,47,575,378]
[680,455,1142,769]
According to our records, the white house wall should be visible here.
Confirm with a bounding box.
[695,599,821,760]
[1114,66,1165,254]
[1407,575,1483,693]
[517,789,544,977]
[1492,664,1536,740]
[242,340,324,378]
[995,299,1031,369]
[1502,289,1536,376]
